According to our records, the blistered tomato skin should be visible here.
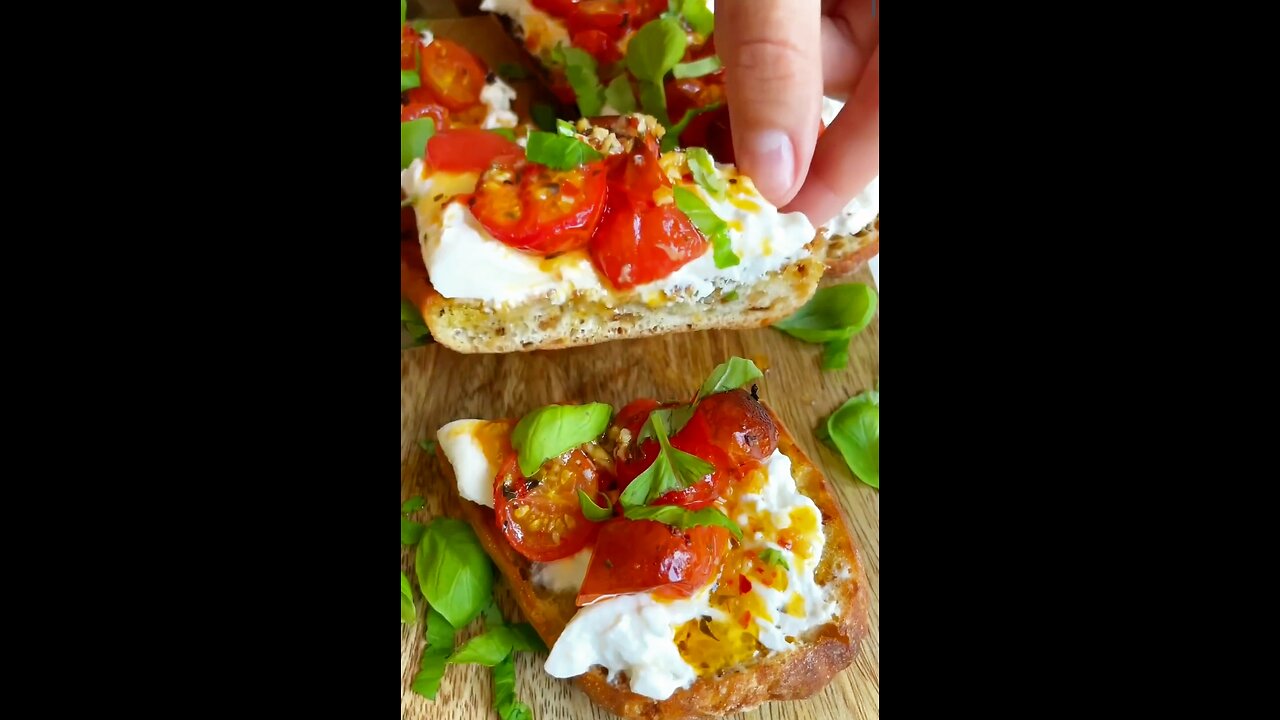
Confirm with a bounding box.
[471,159,610,255]
[575,519,730,606]
[690,388,779,469]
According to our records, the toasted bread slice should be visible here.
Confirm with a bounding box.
[823,216,879,282]
[444,408,870,719]
[423,240,827,353]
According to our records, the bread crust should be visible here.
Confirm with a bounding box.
[822,216,879,281]
[444,408,870,719]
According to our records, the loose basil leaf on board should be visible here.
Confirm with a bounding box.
[823,389,879,488]
[401,571,417,624]
[510,402,612,476]
[415,518,493,628]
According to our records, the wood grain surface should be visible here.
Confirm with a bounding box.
[400,265,880,720]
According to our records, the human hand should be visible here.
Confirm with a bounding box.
[718,0,879,225]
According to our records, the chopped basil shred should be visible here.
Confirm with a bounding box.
[673,186,739,268]
[555,118,577,137]
[577,489,614,522]
[623,504,743,541]
[673,55,722,79]
[400,117,436,170]
[401,69,421,92]
[524,132,605,171]
[759,548,791,570]
[620,410,713,508]
[686,147,726,197]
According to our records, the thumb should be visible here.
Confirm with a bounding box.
[717,0,823,207]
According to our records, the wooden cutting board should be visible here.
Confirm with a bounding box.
[399,265,880,720]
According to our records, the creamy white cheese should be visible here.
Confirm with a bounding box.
[419,29,434,47]
[532,547,593,594]
[479,0,570,58]
[480,77,519,130]
[544,449,834,701]
[819,97,880,237]
[436,419,496,508]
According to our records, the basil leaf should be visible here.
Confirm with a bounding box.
[490,128,517,142]
[529,104,556,133]
[553,44,605,117]
[686,147,726,197]
[524,132,605,171]
[759,548,790,570]
[660,103,721,152]
[773,283,878,343]
[412,606,455,699]
[824,389,879,488]
[401,496,426,514]
[698,357,764,399]
[510,402,612,477]
[604,75,637,114]
[418,438,437,454]
[556,118,577,137]
[401,0,406,28]
[493,655,534,720]
[416,518,493,628]
[638,79,672,129]
[578,489,614,522]
[448,624,547,666]
[402,298,432,344]
[401,516,426,546]
[401,571,417,624]
[621,410,713,507]
[626,17,688,81]
[408,18,431,32]
[400,118,436,170]
[401,69,421,92]
[681,0,715,35]
[673,55,721,79]
[623,505,744,541]
[497,62,528,81]
[674,185,737,265]
[722,290,738,302]
[482,598,505,628]
[821,337,852,370]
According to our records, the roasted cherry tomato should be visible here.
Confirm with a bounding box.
[494,449,602,562]
[687,388,779,467]
[589,192,707,288]
[576,518,730,605]
[567,0,632,35]
[612,399,730,510]
[572,29,621,63]
[618,134,669,208]
[531,0,581,16]
[470,158,609,254]
[425,129,523,173]
[419,38,488,111]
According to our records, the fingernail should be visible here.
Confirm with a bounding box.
[744,130,796,203]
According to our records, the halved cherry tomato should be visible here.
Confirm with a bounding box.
[618,134,669,208]
[494,449,602,562]
[589,192,707,288]
[425,129,523,173]
[689,388,779,468]
[577,519,730,605]
[470,158,609,254]
[419,38,488,111]
[572,29,621,64]
[613,400,730,510]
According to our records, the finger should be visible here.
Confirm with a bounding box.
[785,44,878,226]
[718,0,824,207]
[821,0,878,95]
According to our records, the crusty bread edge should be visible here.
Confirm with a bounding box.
[822,216,879,282]
[443,409,871,720]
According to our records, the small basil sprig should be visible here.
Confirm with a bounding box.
[624,504,743,540]
[817,388,879,488]
[577,489,614,522]
[401,571,417,624]
[400,118,436,170]
[511,403,613,476]
[524,132,605,171]
[553,44,605,117]
[673,55,721,79]
[604,75,637,113]
[620,411,713,507]
[773,284,878,370]
[410,605,455,699]
[448,624,546,666]
[674,186,739,268]
[664,0,715,35]
[626,17,687,82]
[415,518,493,628]
[759,548,790,570]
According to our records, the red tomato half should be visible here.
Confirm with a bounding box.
[494,450,602,562]
[589,193,707,289]
[576,518,730,605]
[425,129,523,173]
[470,158,609,254]
[419,38,488,111]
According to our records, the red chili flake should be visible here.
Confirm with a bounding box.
[778,537,793,551]
[740,611,752,628]
[739,575,752,594]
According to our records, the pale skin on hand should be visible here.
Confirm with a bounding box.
[718,0,879,226]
